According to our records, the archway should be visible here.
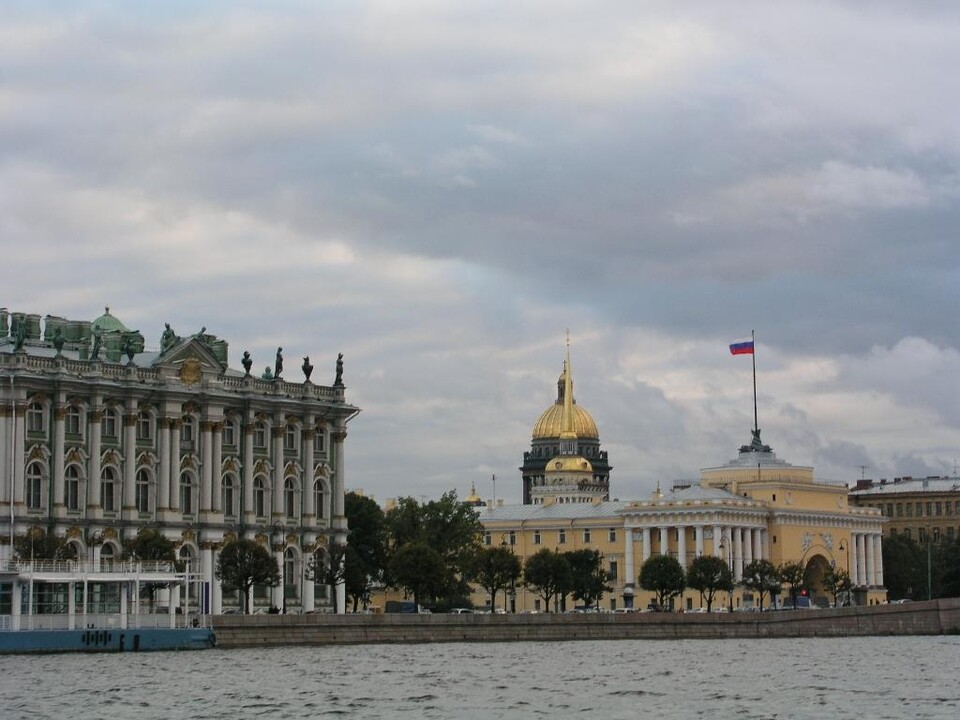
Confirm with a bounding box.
[803,554,832,607]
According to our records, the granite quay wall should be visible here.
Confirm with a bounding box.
[212,598,960,648]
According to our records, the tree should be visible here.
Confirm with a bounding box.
[387,542,447,610]
[822,567,852,607]
[306,541,349,613]
[935,537,960,599]
[742,559,780,611]
[14,527,77,561]
[523,548,572,612]
[215,539,280,614]
[344,491,387,611]
[123,528,177,612]
[686,555,733,611]
[778,561,806,609]
[882,533,924,600]
[638,555,686,610]
[564,549,611,609]
[472,546,523,611]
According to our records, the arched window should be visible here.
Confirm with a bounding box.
[284,478,297,519]
[27,402,45,434]
[101,467,118,513]
[222,419,237,447]
[179,472,195,515]
[65,405,83,436]
[64,465,81,511]
[314,480,326,520]
[283,547,297,589]
[180,415,195,443]
[100,543,116,571]
[26,462,43,509]
[222,475,236,517]
[253,476,267,517]
[136,470,151,513]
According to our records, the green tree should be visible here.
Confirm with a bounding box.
[306,541,349,613]
[638,555,686,610]
[14,527,77,561]
[215,539,280,614]
[742,559,780,611]
[935,537,960,599]
[387,542,447,610]
[123,528,178,612]
[778,561,806,608]
[822,566,852,607]
[523,548,572,613]
[686,555,733,611]
[472,546,523,611]
[345,491,387,611]
[564,549,611,609]
[882,533,924,600]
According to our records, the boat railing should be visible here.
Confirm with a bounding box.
[2,559,178,574]
[0,612,211,632]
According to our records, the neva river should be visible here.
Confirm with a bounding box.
[2,636,958,719]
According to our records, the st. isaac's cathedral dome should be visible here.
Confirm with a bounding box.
[520,344,611,505]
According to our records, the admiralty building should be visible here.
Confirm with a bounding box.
[0,307,358,614]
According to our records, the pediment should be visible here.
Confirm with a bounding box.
[155,338,227,383]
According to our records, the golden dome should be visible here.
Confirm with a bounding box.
[532,403,599,440]
[546,456,594,473]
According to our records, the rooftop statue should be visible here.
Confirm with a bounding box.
[262,366,274,380]
[13,319,26,352]
[241,351,252,376]
[160,323,179,354]
[90,329,102,360]
[274,347,283,379]
[52,327,64,355]
[302,356,313,382]
[334,352,344,386]
[740,427,772,454]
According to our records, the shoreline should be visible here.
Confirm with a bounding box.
[213,597,960,648]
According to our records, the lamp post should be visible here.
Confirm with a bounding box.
[838,539,850,607]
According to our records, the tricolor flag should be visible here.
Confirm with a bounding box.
[729,338,754,356]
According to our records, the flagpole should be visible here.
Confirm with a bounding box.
[751,329,758,435]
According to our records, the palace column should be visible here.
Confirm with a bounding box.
[874,534,884,587]
[168,419,181,511]
[211,422,223,513]
[242,418,254,523]
[850,532,859,585]
[87,403,102,511]
[658,526,669,556]
[855,533,867,586]
[753,527,763,563]
[331,426,347,520]
[157,417,171,512]
[272,416,285,520]
[53,403,66,513]
[200,544,214,614]
[744,527,754,566]
[13,402,26,506]
[200,420,214,514]
[122,409,138,517]
[695,525,704,558]
[712,525,723,557]
[210,546,223,615]
[641,527,651,563]
[302,420,316,523]
[865,533,876,587]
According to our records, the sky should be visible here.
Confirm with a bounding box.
[3,1,959,504]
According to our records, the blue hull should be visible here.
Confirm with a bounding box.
[0,627,215,654]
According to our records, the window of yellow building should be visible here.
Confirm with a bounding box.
[558,529,566,544]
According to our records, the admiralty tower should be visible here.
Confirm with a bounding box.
[520,342,611,505]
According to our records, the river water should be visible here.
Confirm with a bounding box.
[2,636,958,719]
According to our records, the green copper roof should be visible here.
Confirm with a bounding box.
[91,306,129,334]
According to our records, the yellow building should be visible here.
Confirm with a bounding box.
[474,350,887,611]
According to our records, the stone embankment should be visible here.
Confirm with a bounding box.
[213,598,960,648]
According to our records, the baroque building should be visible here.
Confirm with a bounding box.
[520,345,611,504]
[0,307,358,614]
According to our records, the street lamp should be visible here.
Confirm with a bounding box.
[838,539,851,607]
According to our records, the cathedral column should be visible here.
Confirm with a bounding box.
[850,532,860,586]
[87,404,102,511]
[744,527,754,566]
[658,526,669,556]
[874,534,884,587]
[624,528,635,595]
[865,533,876,587]
[733,527,744,581]
[641,527,651,563]
[855,533,867,586]
[712,525,723,558]
[695,525,704,558]
[677,525,687,567]
[53,404,66,512]
[753,527,763,563]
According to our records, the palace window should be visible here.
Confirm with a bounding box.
[284,425,297,452]
[253,422,267,450]
[179,472,195,515]
[180,416,195,443]
[64,465,81,510]
[284,478,297,519]
[253,476,267,517]
[222,420,236,447]
[314,480,326,519]
[926,502,933,517]
[26,462,43,510]
[101,409,118,439]
[313,428,326,455]
[222,476,236,517]
[65,406,82,436]
[935,502,943,516]
[27,402,45,433]
[896,503,903,517]
[136,470,151,513]
[137,411,152,441]
[609,560,618,581]
[101,467,117,513]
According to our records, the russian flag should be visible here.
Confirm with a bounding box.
[729,338,754,355]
